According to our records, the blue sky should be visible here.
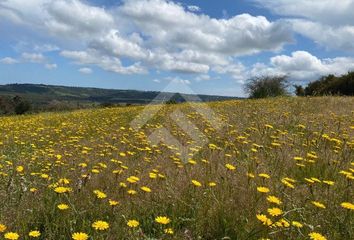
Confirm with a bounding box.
[1,0,354,97]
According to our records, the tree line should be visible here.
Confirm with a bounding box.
[245,71,354,98]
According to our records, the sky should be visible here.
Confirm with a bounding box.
[1,0,354,97]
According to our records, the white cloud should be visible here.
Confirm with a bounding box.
[187,5,200,12]
[195,74,211,81]
[34,44,60,52]
[254,0,354,26]
[61,49,146,74]
[291,20,354,52]
[78,67,92,74]
[254,0,354,51]
[166,76,191,85]
[121,0,292,56]
[249,51,354,81]
[21,52,46,63]
[89,29,148,60]
[213,62,248,83]
[0,0,293,76]
[153,79,161,83]
[0,57,18,64]
[45,63,57,69]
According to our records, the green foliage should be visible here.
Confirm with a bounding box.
[0,95,32,115]
[245,75,289,98]
[304,72,354,96]
[294,85,305,96]
[13,96,32,115]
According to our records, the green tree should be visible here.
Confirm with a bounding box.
[244,75,289,98]
[294,85,305,96]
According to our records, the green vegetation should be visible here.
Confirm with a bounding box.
[296,71,354,96]
[244,75,289,98]
[0,97,353,239]
[0,84,237,115]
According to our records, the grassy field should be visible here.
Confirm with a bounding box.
[0,97,353,240]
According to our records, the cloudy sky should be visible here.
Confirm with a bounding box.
[1,0,354,96]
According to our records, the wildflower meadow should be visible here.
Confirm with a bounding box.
[0,97,353,239]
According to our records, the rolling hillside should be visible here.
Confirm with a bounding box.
[0,84,237,106]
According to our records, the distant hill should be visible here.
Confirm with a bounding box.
[0,83,238,108]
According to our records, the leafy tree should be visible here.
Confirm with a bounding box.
[304,72,354,96]
[13,96,32,115]
[294,85,305,96]
[244,75,289,98]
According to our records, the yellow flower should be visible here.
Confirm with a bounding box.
[291,221,303,228]
[266,195,282,205]
[267,208,283,216]
[208,182,217,187]
[127,189,137,195]
[257,186,270,193]
[322,180,334,186]
[109,199,119,206]
[54,186,72,194]
[311,201,326,209]
[164,228,174,234]
[127,220,139,228]
[40,174,49,179]
[141,186,152,193]
[281,178,295,188]
[247,173,255,178]
[127,176,140,183]
[72,232,89,240]
[225,163,236,171]
[258,173,270,179]
[57,204,69,210]
[93,190,107,199]
[309,232,327,240]
[29,230,41,237]
[30,188,38,193]
[92,220,109,231]
[149,172,157,179]
[191,180,202,187]
[0,224,7,232]
[4,232,20,240]
[341,202,354,210]
[16,166,24,173]
[155,216,171,225]
[256,214,272,226]
[275,218,290,228]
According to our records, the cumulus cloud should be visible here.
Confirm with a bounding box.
[21,52,46,63]
[0,0,293,75]
[120,0,292,56]
[253,0,354,26]
[78,67,92,74]
[291,20,354,52]
[195,74,211,81]
[61,49,146,74]
[0,57,18,64]
[187,5,200,12]
[249,51,354,81]
[213,62,248,83]
[166,76,191,85]
[34,44,60,52]
[254,0,354,51]
[45,63,57,69]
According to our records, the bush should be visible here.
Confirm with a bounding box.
[11,95,32,115]
[244,75,289,98]
[304,72,354,96]
[294,85,305,96]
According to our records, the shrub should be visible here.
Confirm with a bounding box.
[244,75,289,98]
